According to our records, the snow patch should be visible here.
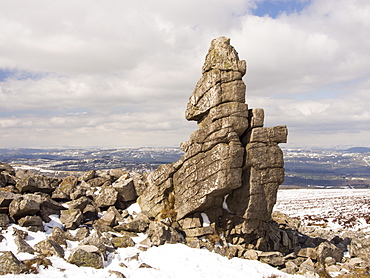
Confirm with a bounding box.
[201,212,210,227]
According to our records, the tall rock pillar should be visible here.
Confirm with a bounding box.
[137,37,287,250]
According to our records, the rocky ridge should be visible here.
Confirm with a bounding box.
[0,37,369,277]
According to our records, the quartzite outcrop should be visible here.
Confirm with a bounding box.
[137,36,288,250]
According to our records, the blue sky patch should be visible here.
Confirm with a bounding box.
[253,0,311,18]
[0,68,46,82]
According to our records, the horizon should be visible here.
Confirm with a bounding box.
[1,0,370,149]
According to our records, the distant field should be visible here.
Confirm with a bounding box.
[1,147,369,188]
[275,188,370,230]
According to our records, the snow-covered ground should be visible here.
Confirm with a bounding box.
[3,188,368,277]
[1,207,300,278]
[275,188,370,232]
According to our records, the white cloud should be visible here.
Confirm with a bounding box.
[0,0,369,148]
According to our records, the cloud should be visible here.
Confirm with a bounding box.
[0,0,369,148]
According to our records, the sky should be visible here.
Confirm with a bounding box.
[0,0,370,149]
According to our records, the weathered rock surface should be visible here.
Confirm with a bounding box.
[137,36,287,250]
[67,245,104,269]
[0,251,28,275]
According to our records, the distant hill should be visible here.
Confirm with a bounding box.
[345,147,370,153]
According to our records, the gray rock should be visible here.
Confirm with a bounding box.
[96,206,122,227]
[14,235,35,254]
[18,215,44,232]
[0,163,15,176]
[87,176,110,187]
[114,219,149,233]
[68,245,104,269]
[0,251,29,275]
[112,177,137,202]
[60,208,83,230]
[9,197,40,220]
[0,191,21,208]
[147,222,184,246]
[0,213,10,228]
[316,241,343,264]
[349,237,370,262]
[79,232,110,260]
[34,239,65,258]
[94,186,118,208]
[258,251,285,267]
[111,236,135,248]
[52,175,78,200]
[80,170,96,182]
[16,176,60,194]
[109,169,129,181]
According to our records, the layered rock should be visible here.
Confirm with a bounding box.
[137,37,287,249]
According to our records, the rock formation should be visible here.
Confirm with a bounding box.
[137,36,287,250]
[3,37,367,277]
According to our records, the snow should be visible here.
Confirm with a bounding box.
[126,202,142,216]
[200,212,210,227]
[274,188,370,232]
[0,221,301,278]
[9,189,368,277]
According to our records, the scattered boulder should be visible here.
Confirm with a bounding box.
[18,215,44,232]
[16,176,60,194]
[68,245,104,269]
[0,251,29,275]
[9,197,40,220]
[34,239,65,258]
[94,186,118,208]
[111,236,135,248]
[14,235,35,254]
[60,208,83,230]
[114,219,149,233]
[147,222,184,246]
[349,237,370,263]
[316,241,343,264]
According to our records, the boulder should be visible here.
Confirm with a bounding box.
[94,186,118,208]
[147,221,184,246]
[258,251,285,267]
[87,176,110,187]
[67,196,91,211]
[9,197,40,220]
[111,236,135,248]
[109,169,129,181]
[112,177,137,202]
[34,239,65,258]
[60,208,83,230]
[96,206,122,227]
[114,219,149,233]
[52,176,77,200]
[79,170,96,182]
[18,215,44,232]
[0,191,21,208]
[0,163,15,176]
[0,251,29,275]
[68,245,104,269]
[79,232,110,259]
[297,247,317,260]
[316,241,343,264]
[0,213,10,228]
[350,237,370,262]
[14,235,35,254]
[16,176,60,194]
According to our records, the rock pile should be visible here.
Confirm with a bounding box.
[0,37,368,277]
